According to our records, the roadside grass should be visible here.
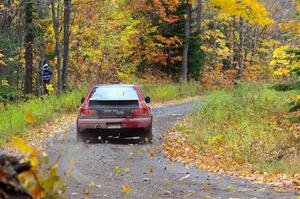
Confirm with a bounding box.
[176,83,300,174]
[142,81,202,103]
[0,82,202,146]
[0,86,89,146]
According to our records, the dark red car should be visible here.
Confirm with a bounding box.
[77,84,153,142]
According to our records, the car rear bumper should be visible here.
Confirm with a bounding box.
[77,117,152,129]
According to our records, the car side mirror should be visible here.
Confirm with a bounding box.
[81,97,85,104]
[145,96,151,104]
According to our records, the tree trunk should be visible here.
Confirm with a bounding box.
[180,2,191,82]
[250,25,258,65]
[24,0,34,94]
[232,17,237,69]
[237,17,244,79]
[62,0,71,91]
[51,0,62,94]
[196,0,203,32]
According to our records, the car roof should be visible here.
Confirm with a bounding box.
[94,84,136,88]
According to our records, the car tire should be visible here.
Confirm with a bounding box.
[140,127,153,143]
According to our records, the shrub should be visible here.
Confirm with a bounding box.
[0,86,22,104]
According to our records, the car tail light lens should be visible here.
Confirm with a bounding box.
[79,102,97,118]
[129,103,149,118]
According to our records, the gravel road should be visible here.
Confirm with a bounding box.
[46,102,299,199]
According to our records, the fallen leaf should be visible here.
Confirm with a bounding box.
[185,192,196,197]
[25,112,35,125]
[273,187,285,193]
[69,159,75,164]
[115,166,121,173]
[88,182,96,188]
[162,189,172,194]
[138,151,143,156]
[122,185,131,194]
[226,185,233,191]
[167,164,175,169]
[31,187,44,198]
[202,182,210,189]
[149,148,155,159]
[236,188,248,192]
[42,152,48,157]
[292,180,300,186]
[68,168,74,176]
[147,165,153,173]
[165,178,171,185]
[124,167,130,173]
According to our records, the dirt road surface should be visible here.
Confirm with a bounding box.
[46,102,299,199]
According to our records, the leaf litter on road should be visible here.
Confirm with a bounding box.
[163,130,300,192]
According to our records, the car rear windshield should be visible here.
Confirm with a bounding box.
[89,86,139,101]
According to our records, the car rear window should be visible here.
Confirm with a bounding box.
[89,86,139,101]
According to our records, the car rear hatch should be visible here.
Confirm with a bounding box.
[88,100,139,119]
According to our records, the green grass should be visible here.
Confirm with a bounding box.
[0,86,90,146]
[177,83,299,174]
[0,82,202,146]
[141,81,202,104]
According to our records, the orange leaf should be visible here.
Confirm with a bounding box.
[31,187,44,198]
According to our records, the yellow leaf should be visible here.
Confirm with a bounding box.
[11,137,40,156]
[1,79,9,86]
[167,164,175,169]
[25,112,35,125]
[88,182,96,188]
[165,178,171,185]
[68,168,74,176]
[149,148,155,159]
[42,152,48,157]
[273,187,285,193]
[226,185,233,190]
[137,151,143,156]
[124,167,130,173]
[122,185,131,194]
[69,159,75,164]
[46,84,54,93]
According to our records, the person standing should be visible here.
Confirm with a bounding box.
[42,60,53,94]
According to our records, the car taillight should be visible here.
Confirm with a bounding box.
[80,103,97,118]
[131,108,147,114]
[129,103,149,118]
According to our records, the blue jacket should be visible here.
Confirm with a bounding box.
[42,64,53,81]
